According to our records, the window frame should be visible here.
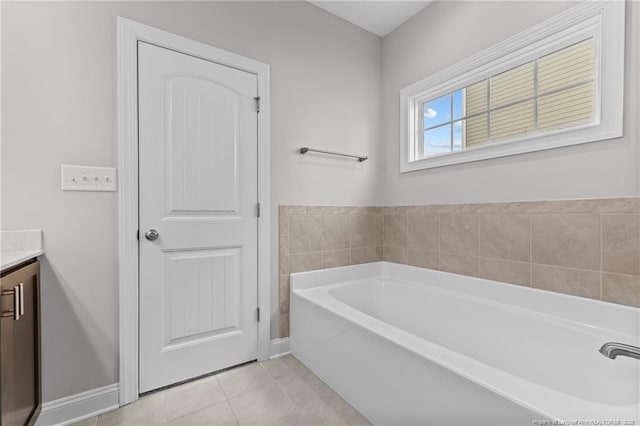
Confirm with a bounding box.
[399,1,625,173]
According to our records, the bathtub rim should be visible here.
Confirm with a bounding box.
[291,261,640,336]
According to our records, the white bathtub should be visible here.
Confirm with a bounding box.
[290,262,640,425]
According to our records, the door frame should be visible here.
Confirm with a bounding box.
[117,18,271,406]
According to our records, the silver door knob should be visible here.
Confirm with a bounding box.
[145,229,159,241]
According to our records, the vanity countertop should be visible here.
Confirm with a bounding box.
[0,250,43,272]
[0,230,43,272]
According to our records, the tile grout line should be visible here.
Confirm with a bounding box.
[162,391,168,424]
[438,213,441,270]
[599,213,603,300]
[167,399,235,425]
[259,361,316,425]
[405,212,409,263]
[215,374,243,426]
[476,214,480,276]
[382,213,386,261]
[286,211,291,337]
[349,212,353,265]
[529,213,533,288]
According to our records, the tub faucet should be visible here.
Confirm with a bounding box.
[599,342,640,360]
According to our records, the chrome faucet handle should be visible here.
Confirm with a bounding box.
[599,342,640,360]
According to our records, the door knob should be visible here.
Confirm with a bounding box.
[145,229,160,241]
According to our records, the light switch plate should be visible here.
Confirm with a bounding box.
[61,165,117,191]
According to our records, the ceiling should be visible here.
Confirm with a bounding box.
[309,1,433,37]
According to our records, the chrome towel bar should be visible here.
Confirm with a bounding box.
[299,147,368,162]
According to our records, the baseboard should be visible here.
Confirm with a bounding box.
[270,337,290,358]
[36,384,119,426]
[36,340,287,426]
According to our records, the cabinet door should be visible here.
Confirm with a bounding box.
[1,261,41,426]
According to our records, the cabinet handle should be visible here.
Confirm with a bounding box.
[19,283,24,316]
[1,286,20,320]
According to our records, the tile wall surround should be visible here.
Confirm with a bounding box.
[279,198,640,337]
[278,205,383,337]
[278,205,382,337]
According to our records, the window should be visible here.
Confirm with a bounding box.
[418,40,595,158]
[400,1,625,172]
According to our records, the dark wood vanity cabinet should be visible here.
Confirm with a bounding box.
[0,260,41,426]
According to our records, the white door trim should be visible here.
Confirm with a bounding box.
[117,17,271,406]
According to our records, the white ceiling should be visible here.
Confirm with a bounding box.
[309,1,433,37]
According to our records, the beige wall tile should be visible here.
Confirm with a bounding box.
[384,214,407,248]
[289,252,322,273]
[407,214,439,251]
[279,255,289,276]
[479,214,530,262]
[278,201,640,314]
[415,205,440,214]
[564,198,640,213]
[383,206,410,215]
[383,246,407,264]
[351,247,381,264]
[603,273,640,307]
[279,233,289,255]
[289,215,322,253]
[478,257,530,287]
[457,204,481,213]
[439,204,461,213]
[531,264,600,299]
[307,206,331,215]
[279,234,289,275]
[279,210,289,235]
[602,214,640,276]
[350,214,378,248]
[279,275,290,315]
[308,206,353,215]
[501,200,565,214]
[280,206,307,216]
[407,249,438,270]
[376,214,383,245]
[439,253,478,277]
[532,214,600,270]
[473,203,505,213]
[405,206,424,215]
[321,214,350,250]
[280,314,289,338]
[350,206,378,215]
[321,249,351,268]
[440,214,478,256]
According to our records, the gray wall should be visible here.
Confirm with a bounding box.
[1,1,382,401]
[381,1,640,205]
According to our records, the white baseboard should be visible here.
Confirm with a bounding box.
[270,337,290,358]
[36,384,119,426]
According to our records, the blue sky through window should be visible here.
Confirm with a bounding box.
[424,125,451,156]
[423,94,450,128]
[453,120,463,151]
[453,90,463,120]
[423,89,464,155]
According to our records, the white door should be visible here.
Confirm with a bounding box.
[138,41,259,393]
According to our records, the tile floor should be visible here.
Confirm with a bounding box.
[74,355,371,425]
